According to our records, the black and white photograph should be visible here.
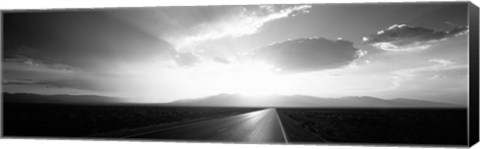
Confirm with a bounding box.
[1,1,478,148]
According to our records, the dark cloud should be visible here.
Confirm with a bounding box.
[253,37,365,73]
[3,11,174,71]
[4,53,77,71]
[363,24,468,51]
[3,78,103,92]
[2,79,36,85]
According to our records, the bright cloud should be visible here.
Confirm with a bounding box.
[363,24,468,52]
[173,5,312,52]
[388,58,467,89]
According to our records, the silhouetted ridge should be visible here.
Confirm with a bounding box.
[3,92,128,105]
[169,94,462,108]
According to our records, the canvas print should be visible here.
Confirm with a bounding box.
[2,2,477,147]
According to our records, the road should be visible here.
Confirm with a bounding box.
[126,108,288,143]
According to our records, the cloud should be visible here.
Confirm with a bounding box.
[173,52,201,66]
[363,24,468,52]
[174,4,312,52]
[388,58,467,89]
[4,53,78,72]
[3,78,105,92]
[252,37,365,73]
[356,50,368,58]
[2,79,36,85]
[428,58,454,66]
[5,6,312,72]
[212,57,230,64]
[173,53,232,66]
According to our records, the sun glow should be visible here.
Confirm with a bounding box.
[228,62,282,96]
[189,60,285,96]
[104,57,366,102]
[109,58,292,101]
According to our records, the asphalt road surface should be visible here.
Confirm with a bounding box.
[127,108,288,143]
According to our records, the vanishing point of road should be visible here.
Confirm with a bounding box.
[126,108,289,143]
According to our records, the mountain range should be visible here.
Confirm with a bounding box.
[168,93,462,108]
[3,92,463,108]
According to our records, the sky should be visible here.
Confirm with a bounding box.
[2,2,471,105]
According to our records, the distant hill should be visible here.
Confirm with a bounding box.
[2,93,129,105]
[390,98,461,108]
[3,92,463,108]
[168,94,463,108]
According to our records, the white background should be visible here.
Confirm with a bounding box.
[0,0,479,149]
